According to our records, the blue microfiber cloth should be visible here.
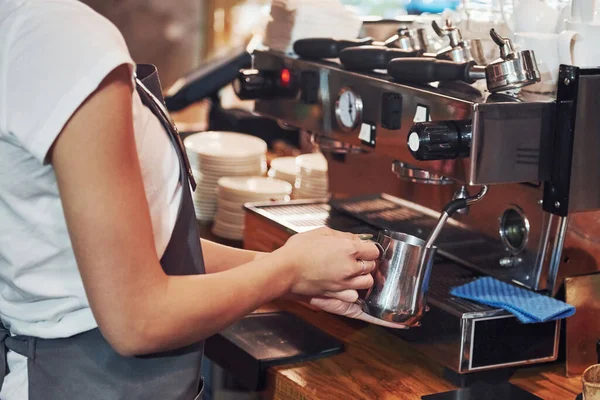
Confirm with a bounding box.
[450,277,575,324]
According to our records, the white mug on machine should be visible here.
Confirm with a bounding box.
[514,31,577,93]
[564,21,600,67]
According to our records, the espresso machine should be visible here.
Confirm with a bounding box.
[233,20,600,384]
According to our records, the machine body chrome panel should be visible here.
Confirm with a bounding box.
[252,50,554,185]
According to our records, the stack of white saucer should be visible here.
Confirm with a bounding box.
[294,153,329,199]
[213,177,293,240]
[183,132,267,221]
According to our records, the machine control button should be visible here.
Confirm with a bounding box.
[413,104,430,123]
[407,120,472,161]
[233,68,297,100]
[233,69,268,100]
[358,122,376,147]
[408,131,420,151]
[381,92,402,130]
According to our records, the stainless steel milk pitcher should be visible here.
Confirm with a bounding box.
[358,186,488,326]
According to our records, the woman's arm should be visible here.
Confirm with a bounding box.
[201,239,265,274]
[51,65,380,357]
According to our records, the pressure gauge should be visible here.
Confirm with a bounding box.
[335,87,363,131]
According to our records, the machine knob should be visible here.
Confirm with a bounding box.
[232,69,271,100]
[233,68,297,100]
[407,120,472,161]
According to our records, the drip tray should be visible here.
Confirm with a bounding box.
[205,312,344,391]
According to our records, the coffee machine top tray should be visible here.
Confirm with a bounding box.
[246,193,543,291]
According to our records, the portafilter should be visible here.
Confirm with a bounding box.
[387,29,541,93]
[357,186,489,326]
[339,20,472,71]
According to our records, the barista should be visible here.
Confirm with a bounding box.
[0,1,405,399]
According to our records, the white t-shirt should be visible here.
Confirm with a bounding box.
[0,1,182,398]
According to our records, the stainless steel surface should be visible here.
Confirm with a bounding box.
[469,65,487,81]
[357,186,485,325]
[424,185,487,249]
[391,161,454,185]
[251,49,554,185]
[567,74,600,213]
[452,186,470,215]
[387,27,419,52]
[425,213,451,249]
[432,19,473,63]
[246,192,558,290]
[311,134,367,155]
[485,30,541,93]
[249,43,563,289]
[360,231,436,325]
[547,216,569,296]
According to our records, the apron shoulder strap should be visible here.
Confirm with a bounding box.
[135,64,165,105]
[134,64,197,191]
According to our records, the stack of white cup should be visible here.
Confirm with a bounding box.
[512,0,600,94]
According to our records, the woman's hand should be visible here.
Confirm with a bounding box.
[308,296,408,329]
[273,227,380,298]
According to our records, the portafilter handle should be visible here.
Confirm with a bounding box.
[293,37,374,59]
[387,58,486,84]
[424,185,489,249]
[339,46,420,71]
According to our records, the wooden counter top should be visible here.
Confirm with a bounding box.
[259,300,581,400]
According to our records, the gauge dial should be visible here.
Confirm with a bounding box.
[335,87,363,131]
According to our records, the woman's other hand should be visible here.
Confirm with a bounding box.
[308,296,408,329]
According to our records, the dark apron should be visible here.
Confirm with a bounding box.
[0,65,206,399]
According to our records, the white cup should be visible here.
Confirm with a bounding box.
[564,20,600,66]
[570,0,598,23]
[513,0,560,33]
[514,31,576,93]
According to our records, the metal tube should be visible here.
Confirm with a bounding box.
[425,212,451,249]
[547,216,569,296]
[469,65,487,81]
[465,185,488,205]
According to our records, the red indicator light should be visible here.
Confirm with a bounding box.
[280,69,291,86]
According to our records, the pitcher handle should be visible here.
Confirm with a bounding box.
[358,234,385,260]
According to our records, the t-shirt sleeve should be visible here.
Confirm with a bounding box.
[2,2,135,163]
